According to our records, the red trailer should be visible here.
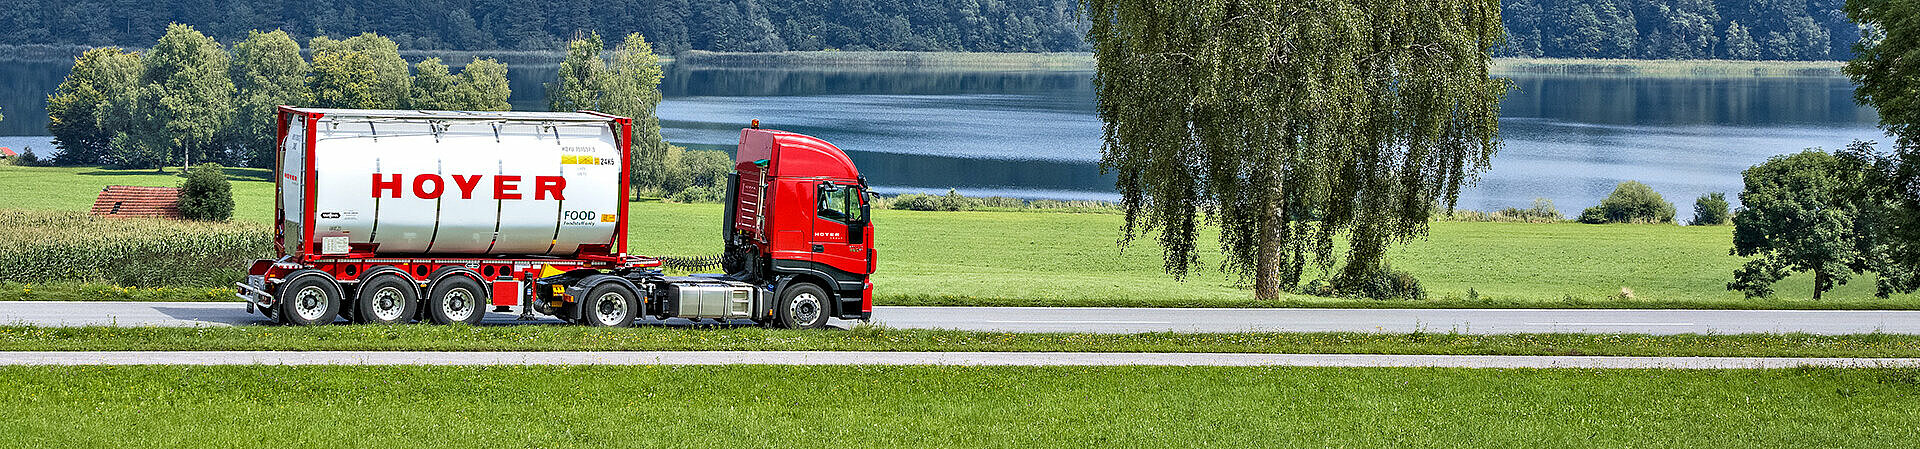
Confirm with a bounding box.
[238,108,873,329]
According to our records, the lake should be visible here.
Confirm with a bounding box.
[0,59,1888,212]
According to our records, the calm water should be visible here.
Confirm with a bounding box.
[1,60,1887,211]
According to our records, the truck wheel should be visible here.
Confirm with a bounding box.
[278,273,342,326]
[352,275,418,325]
[579,284,637,328]
[774,283,830,330]
[426,277,487,326]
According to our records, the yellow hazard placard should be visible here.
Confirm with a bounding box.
[600,214,617,222]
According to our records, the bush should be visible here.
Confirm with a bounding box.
[1494,198,1563,222]
[886,194,942,211]
[1304,264,1427,301]
[1579,181,1675,224]
[939,189,981,211]
[176,163,233,221]
[682,149,732,191]
[8,147,49,167]
[670,185,724,203]
[0,210,271,287]
[1693,192,1730,225]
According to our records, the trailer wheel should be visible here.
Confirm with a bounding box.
[579,284,638,327]
[352,275,418,325]
[426,277,487,326]
[278,273,342,326]
[774,283,830,330]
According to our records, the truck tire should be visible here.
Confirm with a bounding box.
[425,277,487,326]
[352,275,418,325]
[579,284,638,328]
[278,273,342,326]
[774,283,830,330]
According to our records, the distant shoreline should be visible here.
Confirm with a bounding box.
[3,44,1848,77]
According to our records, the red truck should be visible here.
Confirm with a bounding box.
[237,108,874,329]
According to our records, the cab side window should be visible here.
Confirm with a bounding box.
[819,184,850,221]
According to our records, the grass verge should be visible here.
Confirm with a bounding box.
[2,365,1915,448]
[3,325,1919,358]
[0,282,231,302]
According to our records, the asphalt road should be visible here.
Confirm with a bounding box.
[0,301,1916,335]
[2,351,1915,368]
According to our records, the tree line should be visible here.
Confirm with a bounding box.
[46,25,513,170]
[0,0,1866,60]
[1499,0,1857,61]
[0,0,1089,54]
[46,25,723,201]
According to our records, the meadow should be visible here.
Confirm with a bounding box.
[0,364,1913,448]
[2,164,1912,308]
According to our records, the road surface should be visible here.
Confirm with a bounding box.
[0,301,1915,335]
[0,351,1914,368]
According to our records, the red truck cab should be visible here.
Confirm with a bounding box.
[723,128,875,321]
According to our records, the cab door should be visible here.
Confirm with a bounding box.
[810,182,871,275]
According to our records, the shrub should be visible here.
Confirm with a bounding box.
[9,147,49,167]
[887,194,943,211]
[1579,181,1675,224]
[1305,264,1427,301]
[1495,198,1563,222]
[1693,192,1730,225]
[938,189,981,211]
[670,185,724,203]
[176,163,233,221]
[682,150,732,192]
[0,210,271,287]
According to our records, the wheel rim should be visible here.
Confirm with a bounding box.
[789,292,821,325]
[370,286,406,321]
[293,285,328,321]
[594,292,628,324]
[442,288,476,322]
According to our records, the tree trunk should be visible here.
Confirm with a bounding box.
[1813,269,1827,301]
[1253,204,1283,301]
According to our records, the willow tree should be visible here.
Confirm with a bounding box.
[1084,0,1508,300]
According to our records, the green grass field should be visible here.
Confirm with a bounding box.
[4,325,1919,357]
[3,164,1912,308]
[0,365,1913,448]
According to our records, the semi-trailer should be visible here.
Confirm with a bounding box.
[236,107,875,329]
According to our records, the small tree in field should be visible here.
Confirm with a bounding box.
[1728,149,1877,300]
[1692,192,1730,225]
[177,163,234,221]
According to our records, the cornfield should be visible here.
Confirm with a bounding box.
[0,210,272,287]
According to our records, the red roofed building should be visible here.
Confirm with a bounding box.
[0,147,16,158]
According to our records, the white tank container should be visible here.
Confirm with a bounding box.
[278,109,627,257]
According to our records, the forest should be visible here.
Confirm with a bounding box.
[0,0,1864,60]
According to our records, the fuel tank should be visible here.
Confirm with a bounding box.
[275,108,630,258]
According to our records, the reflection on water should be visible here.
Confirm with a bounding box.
[1,58,1889,211]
